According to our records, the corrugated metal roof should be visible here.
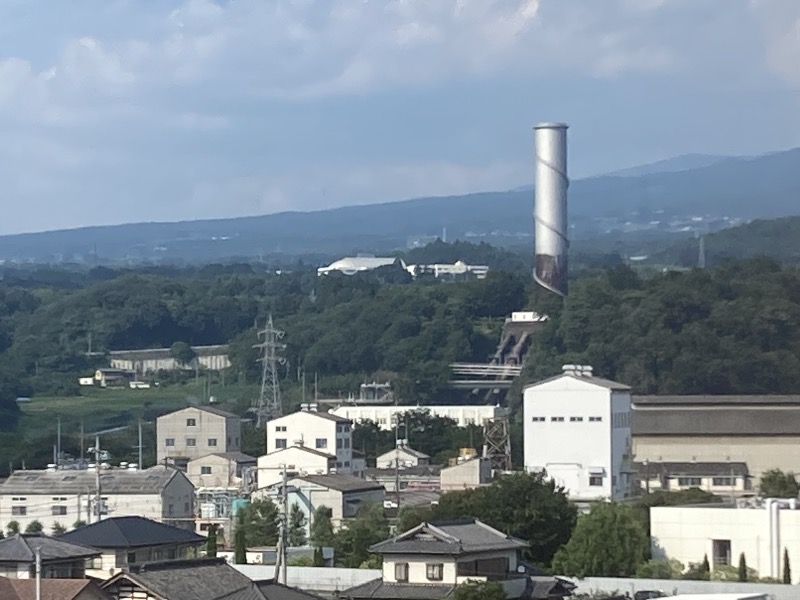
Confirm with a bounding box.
[290,474,384,493]
[632,407,800,436]
[524,372,631,391]
[343,579,453,600]
[0,466,187,495]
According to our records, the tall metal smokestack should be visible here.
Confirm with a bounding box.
[533,122,569,296]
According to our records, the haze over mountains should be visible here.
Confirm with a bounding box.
[1,147,799,264]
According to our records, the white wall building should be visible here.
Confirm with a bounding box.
[330,404,504,430]
[267,405,353,470]
[523,365,632,502]
[376,445,429,469]
[440,457,492,491]
[256,445,336,489]
[0,466,195,533]
[317,257,401,276]
[156,406,242,467]
[404,261,489,280]
[651,500,800,580]
[109,344,231,374]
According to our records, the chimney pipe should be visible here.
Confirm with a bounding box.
[534,122,569,297]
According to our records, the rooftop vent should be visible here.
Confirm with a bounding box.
[562,364,594,377]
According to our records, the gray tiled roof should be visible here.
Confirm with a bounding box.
[196,405,241,418]
[0,534,100,563]
[106,558,267,600]
[631,407,800,436]
[0,465,188,495]
[525,373,630,391]
[343,579,453,600]
[254,580,327,600]
[59,516,205,550]
[290,474,384,493]
[369,519,528,555]
[634,461,750,478]
[378,447,430,460]
[365,466,441,478]
[267,446,335,459]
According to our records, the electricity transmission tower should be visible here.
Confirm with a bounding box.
[252,314,286,428]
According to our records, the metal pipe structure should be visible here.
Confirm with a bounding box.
[533,122,569,296]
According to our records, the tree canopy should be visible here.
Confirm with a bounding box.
[759,469,800,498]
[236,499,280,547]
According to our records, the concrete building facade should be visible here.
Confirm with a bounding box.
[329,404,504,430]
[186,452,256,489]
[156,406,242,467]
[0,467,195,533]
[109,344,231,374]
[523,365,632,502]
[440,458,492,491]
[266,406,353,470]
[256,445,336,489]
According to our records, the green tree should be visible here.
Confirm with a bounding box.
[170,341,196,366]
[684,555,711,580]
[236,499,280,547]
[234,513,247,564]
[450,581,506,600]
[51,522,66,535]
[738,553,748,582]
[632,489,721,543]
[206,524,218,557]
[73,520,87,529]
[288,503,308,547]
[552,503,648,578]
[759,469,800,498]
[333,503,389,568]
[24,520,43,534]
[635,558,684,579]
[6,521,19,536]
[313,546,324,567]
[310,505,335,548]
[784,548,792,584]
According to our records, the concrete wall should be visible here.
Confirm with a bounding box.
[440,458,491,491]
[524,375,621,501]
[187,454,247,488]
[381,551,518,585]
[651,504,800,581]
[233,565,381,592]
[633,435,800,481]
[330,405,502,430]
[267,411,353,468]
[257,447,334,489]
[156,408,241,464]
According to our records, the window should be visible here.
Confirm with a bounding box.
[235,437,239,446]
[316,438,328,449]
[712,539,731,566]
[426,563,444,581]
[589,476,603,487]
[713,477,735,487]
[589,416,602,422]
[344,438,350,449]
[208,438,217,447]
[186,418,196,426]
[51,497,67,502]
[395,562,409,582]
[201,466,212,475]
[569,416,584,422]
[275,438,287,449]
[184,502,190,512]
[336,438,343,449]
[186,438,196,447]
[677,477,702,487]
[531,416,545,422]
[168,504,174,516]
[51,505,67,516]
[165,438,175,447]
[275,425,287,432]
[167,548,176,560]
[344,461,350,467]
[550,416,564,422]
[127,552,136,564]
[11,497,26,501]
[11,506,26,516]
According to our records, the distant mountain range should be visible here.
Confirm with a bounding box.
[1,148,799,264]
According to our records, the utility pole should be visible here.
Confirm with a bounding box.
[57,417,61,468]
[138,420,143,468]
[394,414,401,512]
[80,421,85,462]
[35,547,41,600]
[89,435,103,522]
[273,465,289,584]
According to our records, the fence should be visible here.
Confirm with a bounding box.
[581,576,794,599]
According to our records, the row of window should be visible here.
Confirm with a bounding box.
[274,438,350,450]
[672,476,737,487]
[394,562,442,582]
[165,437,239,447]
[531,416,604,422]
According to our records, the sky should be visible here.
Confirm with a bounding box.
[0,0,799,235]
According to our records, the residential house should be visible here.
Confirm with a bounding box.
[0,466,195,533]
[632,394,800,480]
[257,445,336,489]
[376,445,430,468]
[0,534,101,579]
[58,516,206,579]
[266,406,354,472]
[259,473,385,533]
[102,557,325,600]
[156,406,242,468]
[93,369,135,388]
[0,577,111,600]
[650,499,800,580]
[366,465,441,493]
[109,344,231,375]
[634,461,752,496]
[187,452,256,489]
[343,519,574,600]
[523,364,633,502]
[330,404,504,431]
[440,457,492,491]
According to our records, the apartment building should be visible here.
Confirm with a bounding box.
[266,405,353,470]
[156,406,242,468]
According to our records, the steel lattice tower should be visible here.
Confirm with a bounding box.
[252,314,286,428]
[482,414,512,472]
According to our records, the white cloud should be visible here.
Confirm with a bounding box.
[750,0,800,87]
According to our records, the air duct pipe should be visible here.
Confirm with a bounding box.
[533,122,569,297]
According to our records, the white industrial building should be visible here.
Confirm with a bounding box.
[329,404,504,430]
[0,466,195,533]
[266,405,354,471]
[651,499,800,581]
[317,257,402,276]
[523,365,632,502]
[109,344,231,374]
[317,256,489,281]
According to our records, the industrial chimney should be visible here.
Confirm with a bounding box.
[533,122,569,296]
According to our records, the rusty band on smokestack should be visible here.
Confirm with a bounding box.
[533,122,569,296]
